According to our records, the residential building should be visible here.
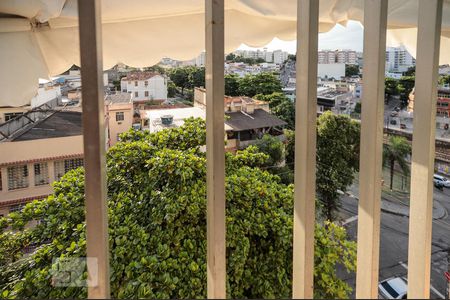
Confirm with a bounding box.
[273,50,289,64]
[0,111,84,216]
[385,46,416,73]
[193,87,270,113]
[105,93,134,146]
[317,86,353,112]
[318,50,357,65]
[120,72,168,103]
[195,51,206,66]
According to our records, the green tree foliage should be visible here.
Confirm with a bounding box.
[0,118,356,299]
[143,64,166,75]
[168,67,205,95]
[383,136,411,190]
[225,53,236,61]
[353,102,361,114]
[254,134,284,167]
[345,64,359,77]
[385,78,399,97]
[224,74,240,96]
[168,67,190,95]
[439,74,450,86]
[238,72,283,97]
[167,81,177,98]
[403,66,415,76]
[398,76,415,108]
[226,55,265,65]
[254,92,295,129]
[316,112,360,221]
[284,129,295,167]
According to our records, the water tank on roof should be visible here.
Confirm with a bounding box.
[160,115,173,125]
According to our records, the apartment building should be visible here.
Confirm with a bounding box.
[0,111,84,216]
[120,71,168,103]
[385,46,416,73]
[318,49,357,64]
[105,93,134,146]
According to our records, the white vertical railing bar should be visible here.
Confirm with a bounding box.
[292,0,318,298]
[355,0,388,298]
[205,0,226,298]
[407,0,443,298]
[77,0,110,298]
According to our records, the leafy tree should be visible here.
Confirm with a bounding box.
[403,66,415,76]
[254,134,284,167]
[287,54,296,61]
[238,72,282,97]
[0,118,356,299]
[345,64,359,77]
[316,112,360,221]
[383,136,411,190]
[225,74,240,96]
[143,64,166,75]
[385,77,399,98]
[353,102,361,114]
[167,81,177,98]
[225,53,236,61]
[168,67,190,95]
[280,113,360,222]
[188,67,205,89]
[439,74,450,86]
[398,76,415,108]
[254,92,295,129]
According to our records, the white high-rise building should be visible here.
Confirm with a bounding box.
[195,51,206,66]
[318,50,357,64]
[273,50,289,64]
[385,46,415,72]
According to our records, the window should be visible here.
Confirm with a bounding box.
[0,169,2,191]
[54,159,84,181]
[134,81,138,86]
[134,91,139,98]
[116,112,124,121]
[122,89,127,93]
[7,165,28,190]
[144,91,149,97]
[34,162,49,186]
[4,112,23,122]
[144,81,148,86]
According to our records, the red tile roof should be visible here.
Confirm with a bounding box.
[121,71,163,81]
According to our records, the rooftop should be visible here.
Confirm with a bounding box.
[105,93,132,105]
[225,109,287,132]
[121,71,163,81]
[12,111,82,141]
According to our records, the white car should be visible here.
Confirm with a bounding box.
[379,277,407,299]
[434,174,450,188]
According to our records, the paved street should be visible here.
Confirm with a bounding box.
[338,186,450,298]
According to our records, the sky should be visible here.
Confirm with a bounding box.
[237,20,364,53]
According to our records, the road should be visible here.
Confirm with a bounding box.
[337,186,450,298]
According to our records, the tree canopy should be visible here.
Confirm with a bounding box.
[0,118,356,299]
[168,66,205,95]
[238,72,283,97]
[383,136,411,190]
[254,92,295,129]
[398,76,415,108]
[285,113,360,221]
[345,65,359,77]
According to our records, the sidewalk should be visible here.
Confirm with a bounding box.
[344,189,447,220]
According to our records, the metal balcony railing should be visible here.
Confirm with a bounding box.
[76,0,444,298]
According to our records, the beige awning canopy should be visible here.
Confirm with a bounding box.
[1,0,450,107]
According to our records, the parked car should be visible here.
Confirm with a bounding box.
[434,174,450,188]
[394,106,401,112]
[390,111,399,117]
[379,277,407,299]
[390,119,397,125]
[400,124,407,129]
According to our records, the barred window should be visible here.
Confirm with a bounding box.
[4,112,23,122]
[116,112,124,121]
[54,159,84,181]
[0,169,2,191]
[7,165,28,190]
[34,162,49,186]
